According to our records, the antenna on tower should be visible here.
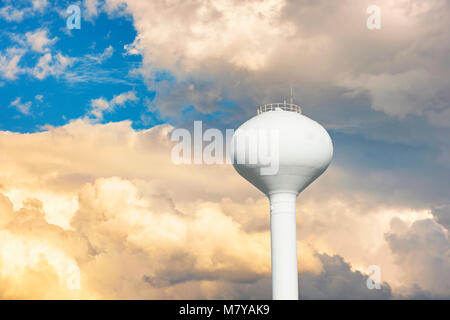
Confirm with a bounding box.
[289,85,293,105]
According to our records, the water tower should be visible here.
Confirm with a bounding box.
[230,92,333,300]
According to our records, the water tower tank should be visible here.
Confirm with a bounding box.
[231,101,333,300]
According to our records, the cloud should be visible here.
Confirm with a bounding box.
[89,98,110,119]
[0,0,448,297]
[84,0,101,20]
[0,47,25,80]
[300,254,392,299]
[71,177,272,297]
[0,5,27,22]
[85,46,114,64]
[9,97,32,115]
[0,173,382,299]
[0,120,308,298]
[106,0,450,128]
[25,29,57,53]
[431,205,450,231]
[116,0,294,72]
[385,217,450,298]
[0,195,94,299]
[0,119,448,298]
[0,29,69,82]
[0,1,48,22]
[0,0,448,299]
[2,29,122,84]
[0,150,273,298]
[88,90,138,120]
[1,33,129,84]
[32,0,48,12]
[339,69,450,125]
[0,28,70,82]
[32,52,75,80]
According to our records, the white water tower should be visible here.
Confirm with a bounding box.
[230,95,333,300]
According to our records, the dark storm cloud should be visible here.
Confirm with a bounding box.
[385,217,450,298]
[431,205,450,231]
[300,254,392,299]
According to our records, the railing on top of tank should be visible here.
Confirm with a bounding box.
[257,102,302,115]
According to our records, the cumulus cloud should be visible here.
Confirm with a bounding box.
[84,0,101,20]
[1,35,126,84]
[32,0,48,12]
[1,0,449,296]
[85,46,114,64]
[105,0,450,128]
[0,0,448,299]
[300,254,392,299]
[88,90,138,120]
[385,217,450,298]
[3,28,120,84]
[0,173,386,299]
[9,97,32,115]
[431,205,450,231]
[32,52,75,80]
[0,5,27,22]
[0,123,276,298]
[72,177,272,297]
[0,47,25,80]
[116,0,295,72]
[0,1,48,22]
[0,119,447,298]
[0,29,73,82]
[25,29,57,53]
[0,194,92,299]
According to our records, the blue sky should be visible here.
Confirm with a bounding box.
[0,0,163,132]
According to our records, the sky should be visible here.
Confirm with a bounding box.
[0,0,449,299]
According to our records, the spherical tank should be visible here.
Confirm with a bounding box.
[231,109,333,196]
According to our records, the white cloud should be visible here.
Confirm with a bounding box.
[0,121,314,298]
[339,69,450,124]
[84,0,101,20]
[88,91,138,120]
[0,47,24,80]
[3,30,126,84]
[9,97,32,115]
[0,29,62,81]
[85,45,114,64]
[25,29,57,53]
[0,5,27,22]
[0,120,447,298]
[32,0,48,12]
[35,94,44,102]
[111,90,137,105]
[0,1,48,22]
[89,98,110,119]
[0,0,449,298]
[32,53,75,80]
[105,0,450,123]
[110,0,294,72]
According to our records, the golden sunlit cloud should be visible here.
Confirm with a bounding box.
[0,120,443,299]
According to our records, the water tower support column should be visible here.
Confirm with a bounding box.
[269,192,299,300]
